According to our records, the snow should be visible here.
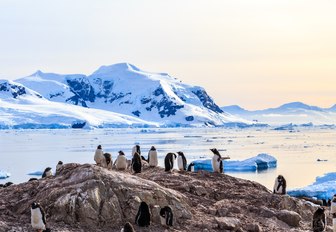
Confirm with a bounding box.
[288,172,336,200]
[0,170,10,179]
[191,153,277,172]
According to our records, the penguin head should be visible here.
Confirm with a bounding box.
[177,151,184,156]
[58,161,63,165]
[210,148,220,155]
[31,202,40,209]
[118,150,125,156]
[44,167,52,172]
[97,145,102,149]
[150,146,156,150]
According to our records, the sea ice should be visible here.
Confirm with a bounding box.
[288,172,336,200]
[191,153,277,172]
[0,170,11,179]
[28,171,43,176]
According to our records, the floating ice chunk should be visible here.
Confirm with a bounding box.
[288,172,336,200]
[0,170,11,179]
[28,171,43,176]
[191,153,277,172]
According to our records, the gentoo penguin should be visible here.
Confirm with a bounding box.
[187,162,195,172]
[132,152,142,173]
[210,148,223,173]
[55,161,63,175]
[331,195,336,231]
[273,175,287,195]
[42,167,52,178]
[102,153,113,170]
[164,153,177,172]
[160,206,173,227]
[114,151,127,170]
[177,151,187,171]
[148,146,158,167]
[31,202,46,231]
[94,145,104,166]
[132,144,141,157]
[29,178,38,182]
[3,182,13,187]
[312,207,326,232]
[121,222,135,232]
[135,201,150,227]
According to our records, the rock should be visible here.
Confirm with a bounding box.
[194,185,207,196]
[215,217,241,230]
[246,223,262,232]
[276,210,301,227]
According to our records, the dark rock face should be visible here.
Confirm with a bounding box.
[0,81,34,99]
[66,78,96,107]
[192,89,223,113]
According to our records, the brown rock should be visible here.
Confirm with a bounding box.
[276,209,301,227]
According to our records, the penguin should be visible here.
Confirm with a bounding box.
[114,151,127,170]
[135,201,150,227]
[29,178,38,182]
[42,167,52,178]
[160,206,173,227]
[31,202,46,231]
[177,151,187,171]
[94,145,104,166]
[312,207,326,232]
[0,184,3,188]
[132,152,142,174]
[210,148,223,173]
[148,146,158,167]
[187,162,195,172]
[55,161,63,175]
[102,153,113,170]
[330,194,336,232]
[273,175,287,195]
[164,153,177,172]
[121,222,135,232]
[132,144,141,157]
[3,182,13,188]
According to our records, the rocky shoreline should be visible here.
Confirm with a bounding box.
[0,163,332,231]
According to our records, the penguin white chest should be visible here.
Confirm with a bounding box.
[212,155,220,172]
[31,208,45,230]
[177,156,184,170]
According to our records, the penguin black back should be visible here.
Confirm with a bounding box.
[164,153,176,172]
[135,201,150,227]
[103,153,112,165]
[132,152,142,173]
[312,207,326,232]
[42,167,52,178]
[122,222,135,232]
[187,163,195,172]
[210,148,222,161]
[160,206,173,226]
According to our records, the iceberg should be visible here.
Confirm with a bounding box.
[28,171,43,176]
[191,153,277,172]
[0,170,11,179]
[288,172,336,200]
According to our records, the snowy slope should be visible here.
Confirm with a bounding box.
[221,102,336,125]
[16,63,247,126]
[0,80,158,129]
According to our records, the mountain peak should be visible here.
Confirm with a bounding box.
[92,63,141,76]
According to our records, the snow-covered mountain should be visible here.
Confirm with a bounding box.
[0,63,248,129]
[221,102,336,125]
[15,63,246,127]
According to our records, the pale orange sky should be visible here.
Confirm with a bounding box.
[0,0,335,110]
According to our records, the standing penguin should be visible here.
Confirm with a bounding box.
[94,145,104,166]
[132,152,142,173]
[135,201,150,227]
[160,206,173,227]
[102,153,113,170]
[55,161,63,175]
[42,167,52,178]
[210,148,223,173]
[187,163,195,172]
[132,144,141,157]
[121,222,135,232]
[331,195,336,231]
[177,151,187,171]
[164,153,177,172]
[31,202,46,232]
[312,207,326,232]
[114,151,127,170]
[273,175,287,195]
[148,146,158,167]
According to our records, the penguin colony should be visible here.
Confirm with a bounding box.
[6,143,332,231]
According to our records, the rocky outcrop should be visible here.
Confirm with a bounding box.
[0,164,322,231]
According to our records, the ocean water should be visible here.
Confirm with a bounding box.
[0,127,335,191]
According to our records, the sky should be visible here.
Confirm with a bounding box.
[0,0,335,110]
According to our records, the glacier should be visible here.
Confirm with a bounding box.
[190,153,277,172]
[288,172,336,200]
[0,170,11,179]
